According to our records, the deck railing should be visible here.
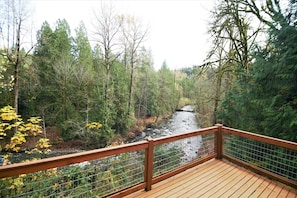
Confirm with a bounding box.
[0,125,296,197]
[221,125,297,189]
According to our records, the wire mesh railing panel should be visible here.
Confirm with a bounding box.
[153,133,215,177]
[223,133,297,182]
[0,151,145,198]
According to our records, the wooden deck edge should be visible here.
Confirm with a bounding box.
[223,154,297,190]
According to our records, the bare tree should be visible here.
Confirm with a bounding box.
[92,2,122,102]
[200,0,263,124]
[0,0,34,114]
[239,0,296,29]
[121,15,149,116]
[207,0,263,73]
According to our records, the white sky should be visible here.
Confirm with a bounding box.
[32,0,216,70]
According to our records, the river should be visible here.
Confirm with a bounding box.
[132,105,202,162]
[1,105,201,165]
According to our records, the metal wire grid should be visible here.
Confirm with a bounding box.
[197,133,215,159]
[223,133,297,182]
[0,151,145,198]
[153,133,215,177]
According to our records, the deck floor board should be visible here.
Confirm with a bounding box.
[124,160,297,198]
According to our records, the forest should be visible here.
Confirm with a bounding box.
[0,0,296,161]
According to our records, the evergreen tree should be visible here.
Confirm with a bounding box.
[219,0,297,141]
[134,48,157,118]
[250,11,297,141]
[157,61,179,116]
[33,19,74,130]
[32,21,56,123]
[72,22,94,122]
[112,61,130,134]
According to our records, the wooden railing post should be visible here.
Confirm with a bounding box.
[215,124,223,159]
[145,137,154,191]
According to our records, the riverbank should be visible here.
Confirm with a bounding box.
[46,115,170,151]
[1,106,199,164]
[0,115,172,165]
[103,115,172,147]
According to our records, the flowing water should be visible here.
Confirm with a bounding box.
[132,105,202,162]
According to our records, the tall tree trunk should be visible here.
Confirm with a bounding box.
[213,73,222,125]
[127,59,134,115]
[104,67,110,102]
[14,19,21,114]
[12,19,21,134]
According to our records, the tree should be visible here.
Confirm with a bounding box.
[218,0,297,141]
[72,22,94,123]
[0,0,34,114]
[32,21,55,125]
[156,61,179,117]
[33,19,74,128]
[92,2,122,102]
[111,60,130,134]
[92,2,122,141]
[246,0,297,141]
[0,106,51,165]
[134,47,156,118]
[193,67,218,127]
[200,0,262,125]
[178,68,195,100]
[52,56,75,122]
[121,15,149,116]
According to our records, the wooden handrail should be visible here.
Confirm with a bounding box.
[153,126,217,146]
[222,126,297,150]
[0,126,218,178]
[0,140,148,178]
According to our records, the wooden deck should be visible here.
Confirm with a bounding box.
[125,160,297,198]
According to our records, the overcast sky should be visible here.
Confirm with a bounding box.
[33,0,216,70]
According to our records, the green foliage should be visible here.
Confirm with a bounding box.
[0,106,51,165]
[180,67,196,77]
[33,21,71,125]
[111,61,131,134]
[134,49,159,117]
[218,0,297,142]
[9,14,191,148]
[156,61,180,116]
[178,76,195,100]
[153,145,182,176]
[0,152,144,197]
[0,54,14,107]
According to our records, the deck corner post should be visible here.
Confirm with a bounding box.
[145,137,154,191]
[215,124,223,159]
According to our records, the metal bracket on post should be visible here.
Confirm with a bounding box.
[215,124,223,159]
